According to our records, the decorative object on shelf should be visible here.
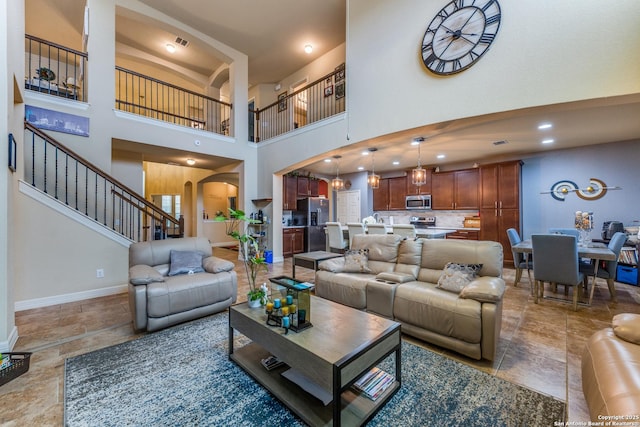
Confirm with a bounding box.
[420,0,501,76]
[411,137,427,186]
[544,178,620,201]
[214,208,268,305]
[367,147,380,189]
[268,276,312,332]
[331,155,344,190]
[277,92,287,112]
[575,210,594,247]
[35,67,56,81]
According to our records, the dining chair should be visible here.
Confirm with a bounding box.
[531,234,586,311]
[366,223,388,235]
[548,228,580,239]
[346,222,366,248]
[506,228,533,288]
[392,224,417,239]
[326,222,348,253]
[579,231,627,305]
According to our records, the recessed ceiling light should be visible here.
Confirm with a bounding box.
[324,158,332,163]
[166,43,176,53]
[538,123,553,130]
[357,166,364,171]
[437,154,445,159]
[362,151,369,156]
[304,44,313,54]
[186,158,196,165]
[392,161,400,165]
[542,138,555,144]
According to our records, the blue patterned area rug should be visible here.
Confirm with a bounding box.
[64,312,565,426]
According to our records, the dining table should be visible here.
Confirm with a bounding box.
[512,239,616,305]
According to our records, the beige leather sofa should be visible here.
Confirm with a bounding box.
[128,237,237,332]
[315,234,505,361]
[581,313,640,420]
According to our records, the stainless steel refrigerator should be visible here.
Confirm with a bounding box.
[298,197,329,252]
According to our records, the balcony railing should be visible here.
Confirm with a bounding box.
[251,68,346,142]
[24,121,182,242]
[25,34,87,101]
[115,67,232,136]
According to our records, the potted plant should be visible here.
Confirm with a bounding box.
[215,208,269,307]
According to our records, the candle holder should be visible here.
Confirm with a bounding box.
[267,276,313,332]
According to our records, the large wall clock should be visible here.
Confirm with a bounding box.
[421,0,501,76]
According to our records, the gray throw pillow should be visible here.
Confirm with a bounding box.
[437,262,483,294]
[203,256,235,273]
[343,249,372,273]
[168,250,205,276]
[129,264,165,285]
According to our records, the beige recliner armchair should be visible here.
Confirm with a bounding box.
[128,237,237,332]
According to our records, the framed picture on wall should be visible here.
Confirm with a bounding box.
[8,133,16,172]
[324,85,334,97]
[334,63,345,83]
[335,81,345,99]
[278,92,288,112]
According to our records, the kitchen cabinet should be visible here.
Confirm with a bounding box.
[446,229,479,240]
[283,228,305,257]
[479,161,522,265]
[431,169,479,210]
[283,175,298,210]
[373,177,406,211]
[297,176,319,197]
[406,169,432,195]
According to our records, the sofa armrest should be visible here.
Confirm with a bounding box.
[129,264,164,285]
[318,257,345,273]
[203,256,235,273]
[459,276,505,303]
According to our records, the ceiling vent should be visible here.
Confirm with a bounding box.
[492,140,508,146]
[174,37,190,47]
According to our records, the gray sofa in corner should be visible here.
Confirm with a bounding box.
[128,237,237,332]
[315,234,505,361]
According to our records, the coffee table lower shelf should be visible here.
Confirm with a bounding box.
[231,342,399,427]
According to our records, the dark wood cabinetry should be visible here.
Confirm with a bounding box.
[431,169,479,210]
[446,230,479,240]
[283,175,298,210]
[373,177,406,211]
[296,176,319,197]
[283,228,305,257]
[406,169,432,195]
[479,161,522,265]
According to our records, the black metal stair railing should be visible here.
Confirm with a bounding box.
[24,121,181,242]
[115,66,232,136]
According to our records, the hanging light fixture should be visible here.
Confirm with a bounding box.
[367,148,380,189]
[411,137,427,186]
[331,155,344,190]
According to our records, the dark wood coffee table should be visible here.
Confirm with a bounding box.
[229,295,401,426]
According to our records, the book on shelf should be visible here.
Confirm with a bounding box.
[619,247,638,265]
[261,355,285,371]
[352,367,395,401]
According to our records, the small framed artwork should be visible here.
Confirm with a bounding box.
[8,133,17,172]
[335,81,345,100]
[324,85,334,97]
[334,63,345,83]
[278,92,288,112]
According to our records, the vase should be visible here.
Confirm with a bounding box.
[247,298,262,308]
[578,229,591,247]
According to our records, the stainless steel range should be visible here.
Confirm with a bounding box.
[410,216,436,229]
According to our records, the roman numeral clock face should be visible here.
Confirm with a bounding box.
[421,0,501,75]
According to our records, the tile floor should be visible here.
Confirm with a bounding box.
[1,247,639,426]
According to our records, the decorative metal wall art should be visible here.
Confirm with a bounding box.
[543,178,620,201]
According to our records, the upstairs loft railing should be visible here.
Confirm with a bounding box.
[25,34,87,102]
[115,67,233,136]
[24,121,182,242]
[251,67,346,142]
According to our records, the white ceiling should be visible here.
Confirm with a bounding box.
[27,1,640,176]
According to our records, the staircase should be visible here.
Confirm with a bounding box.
[23,122,182,243]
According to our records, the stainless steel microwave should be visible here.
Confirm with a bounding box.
[406,195,431,210]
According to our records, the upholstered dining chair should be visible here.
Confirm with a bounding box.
[579,231,627,305]
[366,223,388,235]
[532,234,586,311]
[506,228,533,288]
[326,222,348,253]
[392,224,417,239]
[346,222,366,248]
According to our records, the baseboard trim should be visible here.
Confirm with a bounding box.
[15,284,128,312]
[0,326,19,352]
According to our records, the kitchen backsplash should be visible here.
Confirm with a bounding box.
[375,210,480,228]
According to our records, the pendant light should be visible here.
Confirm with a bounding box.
[331,155,344,190]
[367,148,380,189]
[412,137,427,186]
